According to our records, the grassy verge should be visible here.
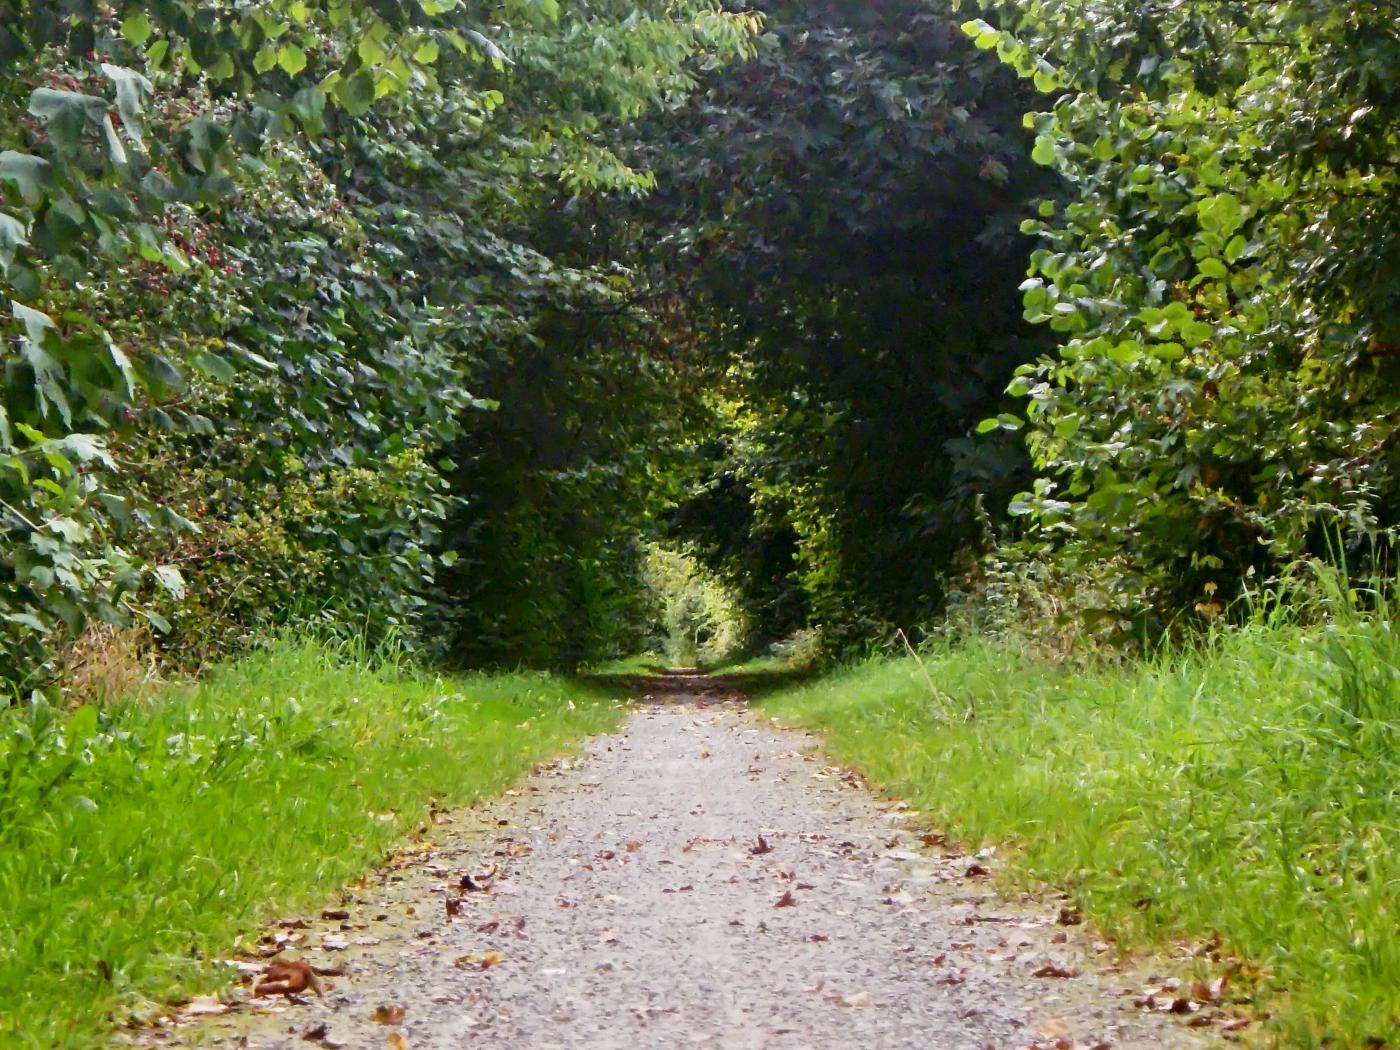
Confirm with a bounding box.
[0,640,623,1048]
[756,609,1400,1047]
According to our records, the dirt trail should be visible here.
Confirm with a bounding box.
[146,673,1214,1050]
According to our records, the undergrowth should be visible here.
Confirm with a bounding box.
[758,569,1400,1047]
[0,639,622,1048]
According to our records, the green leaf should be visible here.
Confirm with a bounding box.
[28,88,105,125]
[0,211,27,274]
[121,12,152,47]
[0,151,49,205]
[100,65,153,148]
[153,565,186,600]
[1031,136,1057,167]
[193,352,238,382]
[278,43,308,76]
[464,29,511,67]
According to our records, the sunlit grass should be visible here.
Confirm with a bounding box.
[757,581,1400,1048]
[0,639,623,1048]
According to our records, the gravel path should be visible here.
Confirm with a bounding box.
[147,673,1216,1050]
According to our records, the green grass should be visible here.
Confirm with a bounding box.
[756,606,1400,1047]
[0,639,623,1048]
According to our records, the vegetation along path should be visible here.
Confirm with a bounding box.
[145,673,1213,1050]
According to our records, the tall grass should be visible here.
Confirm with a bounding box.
[758,568,1400,1047]
[0,639,622,1048]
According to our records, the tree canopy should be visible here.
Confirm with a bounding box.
[2,0,1398,691]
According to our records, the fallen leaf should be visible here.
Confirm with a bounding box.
[321,909,350,921]
[459,866,497,892]
[255,959,323,998]
[624,840,642,852]
[964,863,992,878]
[387,1035,409,1050]
[1194,974,1228,1004]
[774,890,797,908]
[372,1004,406,1025]
[749,835,773,856]
[301,1023,347,1048]
[1057,906,1083,926]
[1031,963,1080,979]
[453,951,504,971]
[445,898,464,919]
[826,990,872,1007]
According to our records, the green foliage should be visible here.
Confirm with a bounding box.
[642,0,1052,652]
[760,567,1400,1046]
[0,0,755,691]
[0,638,622,1048]
[641,545,749,666]
[967,0,1400,619]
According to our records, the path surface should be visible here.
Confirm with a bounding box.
[147,673,1213,1050]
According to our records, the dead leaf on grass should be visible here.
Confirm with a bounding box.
[964,863,992,878]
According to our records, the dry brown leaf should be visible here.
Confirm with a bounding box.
[826,990,872,1008]
[445,898,464,919]
[1030,963,1080,979]
[624,840,642,852]
[749,835,773,856]
[372,1004,407,1025]
[774,890,797,908]
[459,866,497,892]
[453,951,504,971]
[386,1035,409,1050]
[1057,906,1083,926]
[255,959,323,998]
[964,863,992,878]
[301,1023,347,1048]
